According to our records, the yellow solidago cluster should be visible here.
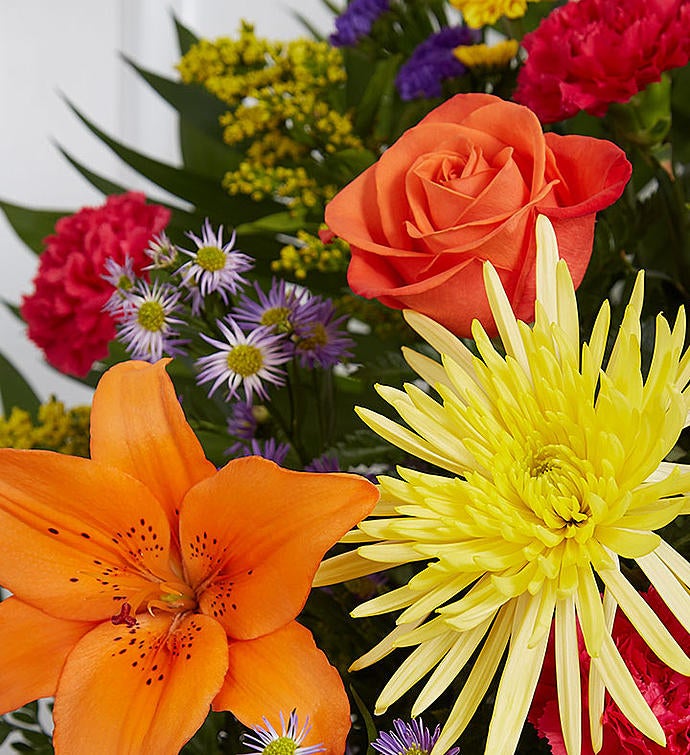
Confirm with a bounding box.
[273,229,350,279]
[450,0,543,28]
[0,398,90,457]
[178,22,362,212]
[454,39,519,70]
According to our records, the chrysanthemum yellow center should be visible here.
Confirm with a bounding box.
[196,245,226,272]
[523,445,591,529]
[403,747,426,755]
[137,301,166,332]
[261,306,292,332]
[117,274,134,291]
[262,737,297,755]
[227,344,264,377]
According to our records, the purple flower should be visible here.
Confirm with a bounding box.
[176,219,253,312]
[232,278,305,338]
[329,0,390,47]
[235,438,291,465]
[195,320,291,403]
[116,280,187,362]
[372,719,459,755]
[395,26,480,101]
[225,402,260,456]
[292,296,354,369]
[304,453,341,473]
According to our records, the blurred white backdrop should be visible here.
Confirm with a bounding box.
[0,0,334,409]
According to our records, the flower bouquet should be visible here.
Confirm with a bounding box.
[2,1,690,754]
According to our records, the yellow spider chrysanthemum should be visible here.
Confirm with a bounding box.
[316,216,690,755]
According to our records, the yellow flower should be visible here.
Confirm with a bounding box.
[316,216,690,755]
[454,39,519,69]
[450,0,528,28]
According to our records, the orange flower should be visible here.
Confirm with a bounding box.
[0,360,378,754]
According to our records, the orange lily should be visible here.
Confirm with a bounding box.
[0,360,378,754]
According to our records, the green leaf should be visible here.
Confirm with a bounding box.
[57,146,129,196]
[63,98,284,223]
[235,211,306,235]
[350,684,379,755]
[174,14,199,56]
[0,200,68,255]
[122,58,227,139]
[0,350,41,418]
[178,120,242,181]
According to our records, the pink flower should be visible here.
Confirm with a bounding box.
[529,588,690,754]
[514,0,690,123]
[21,193,170,376]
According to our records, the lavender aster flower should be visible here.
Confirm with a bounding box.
[102,256,140,318]
[233,278,305,337]
[145,230,178,270]
[293,296,354,369]
[304,453,341,473]
[235,437,291,465]
[330,0,390,47]
[177,219,253,306]
[372,719,459,755]
[116,280,186,362]
[395,26,480,101]
[242,710,324,755]
[196,319,290,403]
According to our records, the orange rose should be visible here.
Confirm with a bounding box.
[325,93,631,336]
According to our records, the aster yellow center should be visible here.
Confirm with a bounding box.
[137,301,166,332]
[261,306,292,331]
[262,738,297,755]
[226,344,264,377]
[298,323,328,350]
[196,245,226,272]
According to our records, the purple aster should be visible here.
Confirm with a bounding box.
[241,710,324,755]
[372,719,459,755]
[102,256,138,318]
[145,231,178,270]
[329,0,390,47]
[225,402,260,456]
[176,219,253,307]
[304,453,341,473]
[196,319,291,403]
[292,296,354,369]
[116,280,187,362]
[395,25,480,101]
[234,437,291,465]
[232,278,305,339]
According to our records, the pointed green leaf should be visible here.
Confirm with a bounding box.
[63,98,283,222]
[173,14,199,56]
[122,57,227,138]
[0,350,41,418]
[179,120,242,180]
[0,200,68,254]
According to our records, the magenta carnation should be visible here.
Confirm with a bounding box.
[514,0,690,123]
[21,192,170,376]
[529,588,690,754]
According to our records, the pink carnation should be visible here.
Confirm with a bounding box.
[529,588,690,754]
[21,192,170,376]
[514,0,690,123]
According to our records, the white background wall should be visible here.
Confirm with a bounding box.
[0,0,335,409]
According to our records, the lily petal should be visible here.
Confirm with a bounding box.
[180,456,378,639]
[0,449,172,621]
[214,620,350,755]
[53,612,228,755]
[90,360,215,529]
[0,597,94,714]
